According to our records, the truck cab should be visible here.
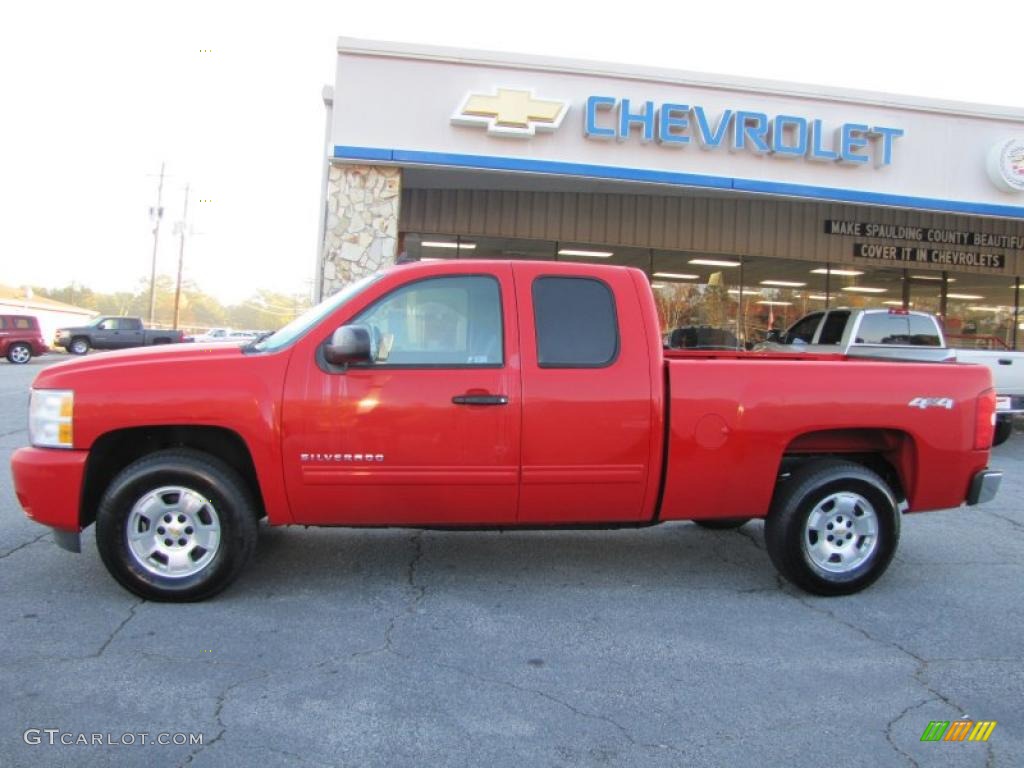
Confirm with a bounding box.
[759,307,954,362]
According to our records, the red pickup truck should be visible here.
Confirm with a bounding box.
[11,261,1002,601]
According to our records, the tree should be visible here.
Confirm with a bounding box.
[227,290,311,332]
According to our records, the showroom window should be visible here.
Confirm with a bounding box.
[401,232,1020,350]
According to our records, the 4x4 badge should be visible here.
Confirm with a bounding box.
[908,397,954,410]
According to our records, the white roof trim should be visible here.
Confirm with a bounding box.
[336,36,1024,123]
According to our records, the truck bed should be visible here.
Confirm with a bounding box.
[659,355,993,522]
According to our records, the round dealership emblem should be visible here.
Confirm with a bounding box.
[987,138,1024,192]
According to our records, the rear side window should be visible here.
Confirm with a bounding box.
[11,316,35,330]
[855,314,912,345]
[817,311,850,345]
[533,277,618,367]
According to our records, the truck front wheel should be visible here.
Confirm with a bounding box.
[765,459,899,596]
[96,449,258,601]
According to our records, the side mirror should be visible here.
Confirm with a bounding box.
[325,324,372,365]
[765,329,782,343]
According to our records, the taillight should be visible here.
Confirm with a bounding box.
[974,388,996,450]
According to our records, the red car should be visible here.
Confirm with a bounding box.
[1,314,48,364]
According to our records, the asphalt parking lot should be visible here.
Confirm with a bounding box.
[1,356,1021,767]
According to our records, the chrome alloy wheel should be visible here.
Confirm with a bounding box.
[803,491,879,574]
[126,486,221,578]
[9,344,31,364]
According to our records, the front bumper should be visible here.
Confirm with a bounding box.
[11,447,88,550]
[966,469,1002,506]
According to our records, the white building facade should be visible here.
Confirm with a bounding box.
[317,38,1024,348]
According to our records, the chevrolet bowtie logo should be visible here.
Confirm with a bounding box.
[452,88,569,138]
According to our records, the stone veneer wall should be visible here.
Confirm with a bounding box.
[320,165,401,298]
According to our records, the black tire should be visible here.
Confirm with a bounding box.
[694,518,750,530]
[992,416,1013,447]
[7,343,32,364]
[765,459,900,596]
[96,449,259,601]
[69,337,90,355]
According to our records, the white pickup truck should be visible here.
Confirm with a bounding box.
[759,307,1024,445]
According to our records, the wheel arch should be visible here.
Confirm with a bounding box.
[779,428,916,507]
[81,426,266,529]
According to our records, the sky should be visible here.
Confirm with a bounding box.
[1,0,1021,304]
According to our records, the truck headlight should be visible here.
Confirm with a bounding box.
[29,389,74,448]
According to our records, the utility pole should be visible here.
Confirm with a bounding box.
[147,162,166,324]
[172,184,190,330]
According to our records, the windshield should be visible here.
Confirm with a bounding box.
[249,273,382,353]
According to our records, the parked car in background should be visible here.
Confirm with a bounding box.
[187,328,233,343]
[0,314,48,364]
[665,325,741,350]
[759,307,1024,444]
[755,307,954,361]
[187,328,263,344]
[53,317,185,355]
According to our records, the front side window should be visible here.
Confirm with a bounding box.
[783,313,823,344]
[352,276,503,366]
[533,277,618,367]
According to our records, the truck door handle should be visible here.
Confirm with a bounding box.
[998,359,1012,365]
[452,394,509,405]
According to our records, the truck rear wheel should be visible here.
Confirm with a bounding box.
[96,449,258,601]
[765,459,900,596]
[69,337,89,355]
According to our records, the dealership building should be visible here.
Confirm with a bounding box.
[316,38,1024,348]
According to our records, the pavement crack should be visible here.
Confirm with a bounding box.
[781,588,997,765]
[407,531,426,607]
[884,696,930,768]
[424,659,689,756]
[178,669,272,767]
[985,510,1022,531]
[91,598,144,658]
[0,531,51,560]
[351,532,426,660]
[735,525,764,551]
